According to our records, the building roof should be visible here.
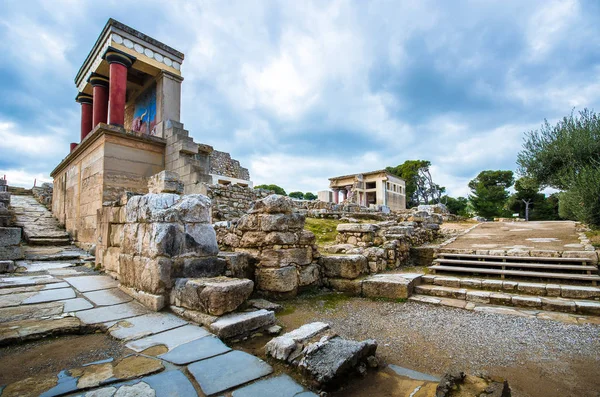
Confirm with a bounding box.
[328,169,405,182]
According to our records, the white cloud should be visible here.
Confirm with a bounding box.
[0,169,52,189]
[0,121,65,157]
[526,0,580,60]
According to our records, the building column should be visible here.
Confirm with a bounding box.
[70,142,78,152]
[333,189,339,204]
[88,73,109,128]
[75,93,93,141]
[342,189,348,202]
[104,49,135,126]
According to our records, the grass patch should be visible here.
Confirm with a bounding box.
[299,290,353,310]
[369,297,407,303]
[305,218,342,246]
[278,304,296,316]
[586,230,600,249]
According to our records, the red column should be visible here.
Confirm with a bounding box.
[76,93,93,141]
[70,142,78,152]
[104,49,135,127]
[89,74,109,128]
[333,189,339,204]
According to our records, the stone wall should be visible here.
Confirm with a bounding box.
[0,227,22,261]
[216,195,320,298]
[205,184,271,221]
[210,150,250,181]
[96,192,223,310]
[32,183,53,208]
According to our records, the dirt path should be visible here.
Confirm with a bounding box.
[272,293,600,397]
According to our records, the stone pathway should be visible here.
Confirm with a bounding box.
[0,258,317,396]
[10,195,70,245]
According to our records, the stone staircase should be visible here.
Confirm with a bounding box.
[429,252,600,285]
[164,121,213,194]
[10,195,71,246]
[410,274,600,316]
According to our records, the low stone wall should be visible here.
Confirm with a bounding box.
[216,195,320,298]
[32,183,53,208]
[0,186,10,227]
[205,184,271,221]
[0,227,22,261]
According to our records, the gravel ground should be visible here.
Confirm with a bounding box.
[277,294,600,397]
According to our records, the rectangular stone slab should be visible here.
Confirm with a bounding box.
[109,313,188,341]
[64,275,119,292]
[76,302,149,325]
[232,374,317,397]
[159,335,231,365]
[21,262,75,272]
[126,324,211,352]
[0,275,61,288]
[62,298,94,312]
[188,350,273,395]
[22,288,76,305]
[83,288,132,306]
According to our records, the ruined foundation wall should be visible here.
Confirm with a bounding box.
[205,184,271,221]
[209,150,250,181]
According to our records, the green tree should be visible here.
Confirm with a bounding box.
[303,192,317,200]
[507,177,558,221]
[442,195,470,217]
[288,191,304,199]
[386,160,442,206]
[255,184,287,196]
[517,109,600,226]
[468,170,514,219]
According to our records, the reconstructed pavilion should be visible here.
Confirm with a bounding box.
[51,19,250,245]
[325,170,406,211]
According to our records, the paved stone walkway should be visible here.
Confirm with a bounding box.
[10,195,70,245]
[0,257,317,396]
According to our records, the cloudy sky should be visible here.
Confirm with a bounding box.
[1,0,599,196]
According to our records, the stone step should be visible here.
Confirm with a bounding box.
[438,252,595,263]
[434,258,598,272]
[429,265,600,284]
[208,309,276,339]
[27,237,71,246]
[421,275,600,299]
[414,284,600,315]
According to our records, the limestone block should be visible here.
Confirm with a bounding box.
[256,266,298,293]
[126,193,180,223]
[560,285,600,299]
[119,254,172,294]
[516,282,547,296]
[172,257,226,278]
[219,252,255,280]
[0,227,21,246]
[182,223,219,257]
[102,246,122,274]
[298,230,316,245]
[298,264,320,287]
[265,322,330,361]
[237,214,261,231]
[362,274,418,299]
[209,309,276,339]
[250,195,294,214]
[0,260,15,273]
[109,224,124,247]
[259,247,312,267]
[327,278,363,295]
[148,170,184,194]
[336,223,378,233]
[259,213,305,232]
[0,245,23,261]
[170,194,212,223]
[119,285,165,311]
[319,255,368,279]
[239,231,268,247]
[562,251,598,264]
[265,232,299,246]
[170,277,254,316]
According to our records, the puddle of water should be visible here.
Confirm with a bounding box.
[388,364,440,382]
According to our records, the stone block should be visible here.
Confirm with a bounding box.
[336,223,378,233]
[299,230,316,245]
[560,285,600,299]
[239,231,268,247]
[0,245,23,261]
[102,246,121,274]
[466,291,490,303]
[327,278,363,295]
[0,260,15,273]
[260,213,305,232]
[362,274,418,299]
[489,293,512,305]
[541,298,576,313]
[119,286,165,311]
[433,276,461,288]
[562,251,598,264]
[209,309,276,339]
[148,170,184,194]
[250,194,294,214]
[516,283,546,296]
[170,277,254,316]
[319,255,368,279]
[266,322,330,361]
[182,223,219,257]
[481,279,504,291]
[256,266,298,293]
[119,254,172,294]
[511,295,542,308]
[109,224,124,247]
[0,227,21,246]
[219,252,255,280]
[265,231,300,245]
[298,264,320,287]
[546,284,561,297]
[259,247,312,267]
[575,301,600,316]
[298,337,377,386]
[460,279,482,288]
[172,256,226,278]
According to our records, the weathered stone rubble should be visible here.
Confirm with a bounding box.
[0,179,12,227]
[436,370,511,397]
[205,184,271,221]
[0,227,22,261]
[216,195,321,298]
[265,322,378,390]
[31,182,53,208]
